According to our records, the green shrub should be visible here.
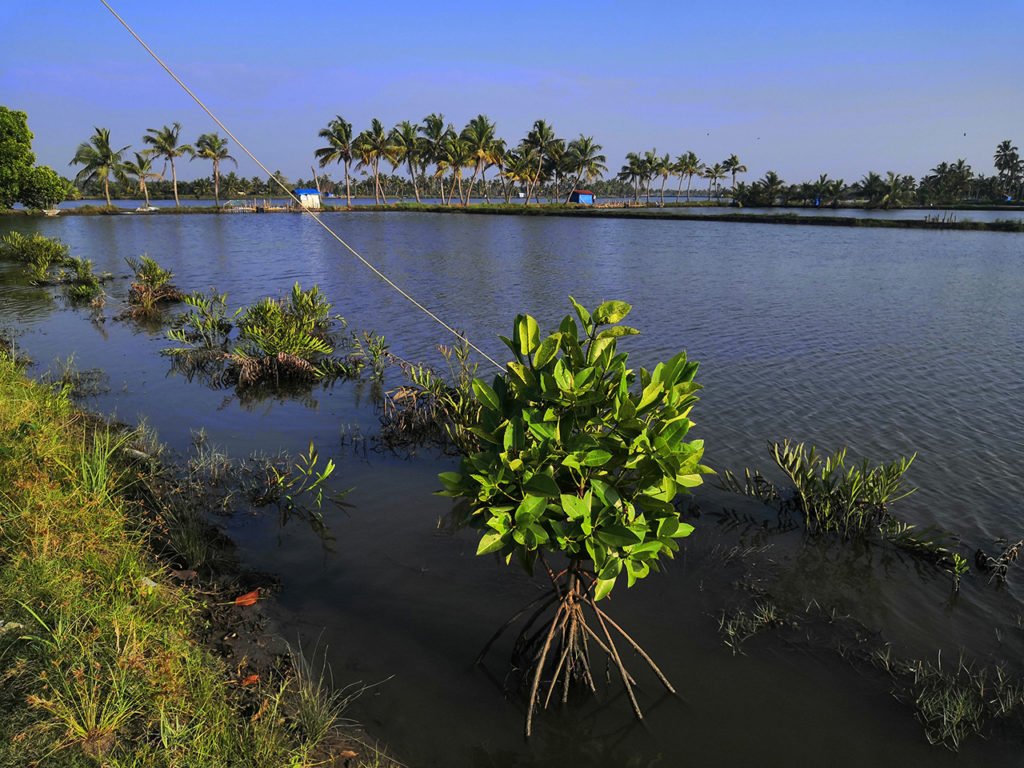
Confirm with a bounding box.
[0,231,71,282]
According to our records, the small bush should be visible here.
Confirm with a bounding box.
[0,231,71,282]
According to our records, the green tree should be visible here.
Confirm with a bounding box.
[703,162,726,201]
[0,107,36,208]
[314,115,355,207]
[192,133,236,207]
[460,114,498,205]
[672,151,703,202]
[562,135,607,203]
[18,166,69,210]
[122,151,160,207]
[69,127,129,206]
[390,120,425,203]
[354,118,393,204]
[143,123,192,207]
[993,140,1021,199]
[652,151,671,206]
[522,120,560,206]
[722,154,747,196]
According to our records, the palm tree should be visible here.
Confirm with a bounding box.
[143,123,192,207]
[314,115,355,207]
[192,133,236,207]
[420,113,454,200]
[673,151,703,202]
[703,163,726,201]
[460,114,497,205]
[993,140,1021,198]
[652,151,671,206]
[122,151,160,207]
[389,120,424,203]
[722,154,748,197]
[759,171,786,205]
[562,135,607,203]
[855,171,887,206]
[69,127,129,206]
[522,120,560,206]
[617,152,644,203]
[354,118,394,204]
[436,135,473,206]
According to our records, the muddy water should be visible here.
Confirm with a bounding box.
[1,212,1022,765]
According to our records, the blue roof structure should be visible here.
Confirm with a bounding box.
[293,188,319,195]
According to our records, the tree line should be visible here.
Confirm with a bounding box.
[5,104,1024,209]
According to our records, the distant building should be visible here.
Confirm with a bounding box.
[293,188,321,210]
[569,190,595,205]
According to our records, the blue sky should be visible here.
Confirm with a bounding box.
[4,1,1022,186]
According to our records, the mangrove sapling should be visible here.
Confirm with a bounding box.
[122,254,185,318]
[0,231,72,282]
[439,298,711,735]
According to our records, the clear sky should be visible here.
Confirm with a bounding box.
[4,1,1022,186]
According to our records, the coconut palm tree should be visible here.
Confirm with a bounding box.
[460,114,497,205]
[562,135,607,203]
[314,115,355,207]
[672,151,703,202]
[617,152,644,203]
[142,123,192,207]
[122,151,160,207]
[522,120,560,206]
[993,140,1021,198]
[69,127,129,206]
[722,154,747,196]
[192,133,236,207]
[652,151,672,206]
[703,163,726,201]
[389,120,424,203]
[435,135,473,206]
[420,113,454,200]
[354,119,393,204]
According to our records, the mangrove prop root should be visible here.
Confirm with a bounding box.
[477,564,673,737]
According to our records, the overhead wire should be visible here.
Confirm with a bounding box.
[98,0,504,371]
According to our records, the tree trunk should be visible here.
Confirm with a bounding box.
[142,182,150,207]
[659,177,666,207]
[408,159,421,203]
[103,175,111,207]
[465,164,480,206]
[171,158,180,207]
[213,160,220,208]
[344,162,352,208]
[686,175,692,202]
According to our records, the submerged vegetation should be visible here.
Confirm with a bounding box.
[0,230,72,281]
[439,298,710,734]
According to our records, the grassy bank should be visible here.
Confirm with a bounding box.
[0,350,378,766]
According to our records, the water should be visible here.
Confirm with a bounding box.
[1,212,1023,765]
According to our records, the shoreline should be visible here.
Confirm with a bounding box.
[0,348,394,766]
[3,202,1022,232]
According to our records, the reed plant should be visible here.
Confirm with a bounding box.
[122,255,184,319]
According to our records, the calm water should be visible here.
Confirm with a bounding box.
[1,212,1023,765]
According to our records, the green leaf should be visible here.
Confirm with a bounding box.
[598,325,640,339]
[524,472,561,497]
[532,333,562,369]
[594,576,616,601]
[472,379,501,411]
[596,524,643,548]
[583,449,612,467]
[438,472,462,491]
[515,314,541,356]
[636,380,665,411]
[593,300,632,325]
[515,494,548,524]
[560,493,590,520]
[568,295,592,330]
[476,531,505,555]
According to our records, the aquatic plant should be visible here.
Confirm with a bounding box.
[0,231,71,282]
[123,254,184,318]
[59,256,105,303]
[439,297,710,735]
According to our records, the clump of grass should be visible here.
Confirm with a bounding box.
[0,231,72,282]
[721,440,965,580]
[122,254,185,319]
[717,601,786,655]
[871,649,1024,750]
[0,352,381,766]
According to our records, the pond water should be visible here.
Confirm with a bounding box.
[1,212,1023,765]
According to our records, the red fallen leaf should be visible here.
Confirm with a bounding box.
[240,674,260,687]
[234,589,260,607]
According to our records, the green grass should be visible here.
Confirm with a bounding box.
[0,351,385,766]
